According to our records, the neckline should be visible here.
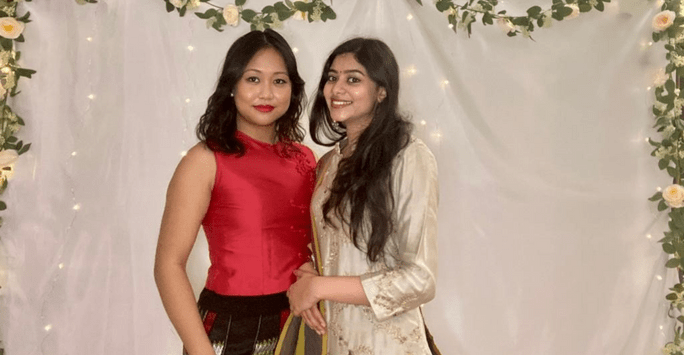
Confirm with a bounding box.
[236,130,278,147]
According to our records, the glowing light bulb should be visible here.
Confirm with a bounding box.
[657,275,663,280]
[292,47,299,53]
[185,98,190,103]
[180,151,187,157]
[58,263,64,269]
[448,24,454,29]
[440,80,449,89]
[86,37,93,42]
[73,204,81,211]
[660,325,664,330]
[407,14,413,21]
[71,151,77,156]
[647,86,652,91]
[187,45,194,51]
[657,186,663,192]
[644,138,650,143]
[44,324,52,332]
[405,65,417,76]
[88,94,95,100]
[646,234,652,239]
[420,120,427,126]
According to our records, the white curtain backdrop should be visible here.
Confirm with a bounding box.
[0,0,673,354]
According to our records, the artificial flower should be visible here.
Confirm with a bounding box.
[653,10,676,32]
[0,17,23,39]
[497,17,515,34]
[169,0,187,9]
[186,0,200,11]
[565,4,580,20]
[223,5,240,27]
[664,184,684,208]
[293,11,306,21]
[654,67,670,87]
[0,149,17,168]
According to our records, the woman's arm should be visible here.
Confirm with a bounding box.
[154,143,216,355]
[359,139,439,321]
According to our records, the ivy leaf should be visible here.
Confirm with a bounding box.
[659,158,671,170]
[594,1,605,11]
[195,8,219,19]
[667,166,678,178]
[666,258,681,268]
[321,6,336,21]
[236,0,246,6]
[16,68,36,79]
[435,0,452,12]
[165,0,175,13]
[660,200,670,211]
[0,201,6,211]
[178,6,187,17]
[650,191,663,201]
[18,143,30,155]
[526,6,542,18]
[242,9,257,22]
[664,242,677,254]
[667,292,679,300]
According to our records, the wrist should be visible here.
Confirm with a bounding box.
[311,276,324,302]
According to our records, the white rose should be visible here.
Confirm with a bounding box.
[293,11,306,21]
[169,0,187,8]
[0,17,23,39]
[0,149,17,167]
[565,4,580,20]
[223,5,240,27]
[497,17,515,34]
[664,184,684,208]
[653,10,676,32]
[186,0,200,10]
[654,67,670,87]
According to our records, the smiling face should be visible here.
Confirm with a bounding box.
[323,53,386,133]
[234,47,292,141]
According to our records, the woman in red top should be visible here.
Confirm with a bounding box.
[154,29,316,355]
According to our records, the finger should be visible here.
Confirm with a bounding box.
[310,307,327,333]
[301,309,324,335]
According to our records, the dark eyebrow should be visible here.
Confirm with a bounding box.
[327,69,366,76]
[243,69,289,75]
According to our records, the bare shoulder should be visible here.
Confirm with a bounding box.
[169,142,216,191]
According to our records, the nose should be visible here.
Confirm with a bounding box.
[259,83,274,99]
[331,80,344,95]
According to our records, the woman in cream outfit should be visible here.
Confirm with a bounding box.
[286,37,439,355]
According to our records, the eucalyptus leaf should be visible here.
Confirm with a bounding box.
[666,258,680,268]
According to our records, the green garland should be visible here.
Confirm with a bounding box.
[646,0,684,353]
[0,0,37,227]
[418,0,612,38]
[164,0,336,31]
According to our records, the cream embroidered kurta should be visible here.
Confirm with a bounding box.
[312,137,439,355]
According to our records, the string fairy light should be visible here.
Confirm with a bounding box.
[406,13,413,21]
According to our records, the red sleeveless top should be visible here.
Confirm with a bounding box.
[202,131,316,296]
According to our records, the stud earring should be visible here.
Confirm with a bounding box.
[331,121,340,129]
[230,92,234,97]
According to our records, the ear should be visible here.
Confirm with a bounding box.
[377,87,387,103]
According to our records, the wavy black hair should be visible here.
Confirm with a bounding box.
[196,29,306,155]
[310,38,413,263]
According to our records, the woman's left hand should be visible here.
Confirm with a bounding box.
[287,270,320,315]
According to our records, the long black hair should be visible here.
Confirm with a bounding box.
[196,29,306,154]
[310,38,413,263]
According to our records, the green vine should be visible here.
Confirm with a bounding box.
[417,0,612,38]
[0,0,37,227]
[164,0,336,31]
[638,0,684,353]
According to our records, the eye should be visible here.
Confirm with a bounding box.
[246,76,260,83]
[347,77,360,84]
[274,78,289,85]
[326,75,337,82]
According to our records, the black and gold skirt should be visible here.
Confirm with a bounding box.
[184,288,290,355]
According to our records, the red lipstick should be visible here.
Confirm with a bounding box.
[254,105,274,112]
